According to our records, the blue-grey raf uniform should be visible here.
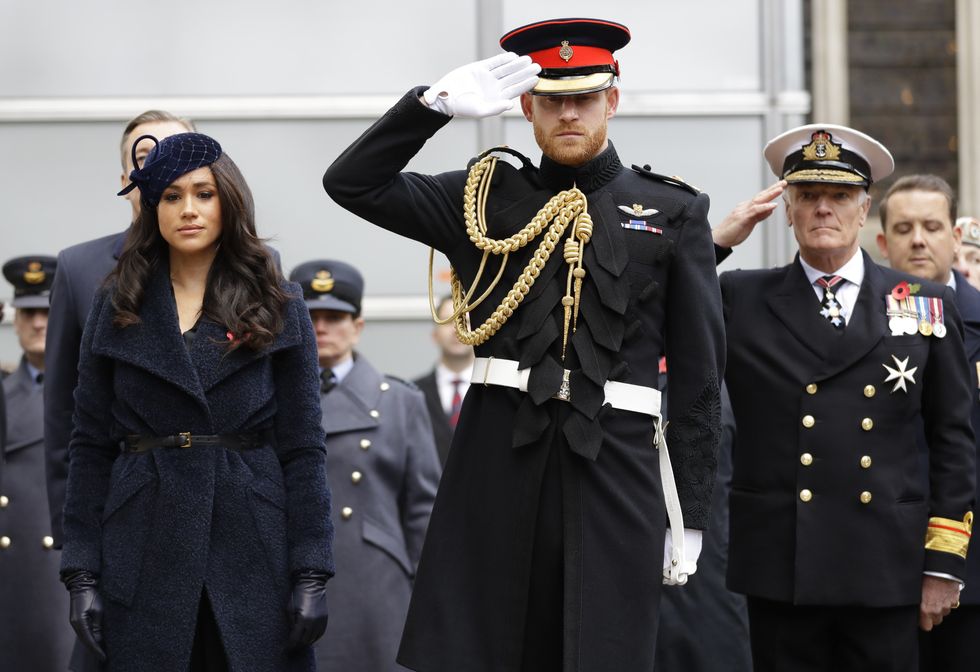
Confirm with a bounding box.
[290,260,441,672]
[1,255,75,670]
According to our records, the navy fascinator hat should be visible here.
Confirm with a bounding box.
[118,132,222,207]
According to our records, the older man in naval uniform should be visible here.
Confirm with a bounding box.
[719,126,975,672]
[324,16,725,672]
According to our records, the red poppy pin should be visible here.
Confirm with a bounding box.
[890,281,921,301]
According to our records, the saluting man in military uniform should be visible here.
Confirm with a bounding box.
[289,260,441,672]
[719,126,976,671]
[0,255,74,670]
[323,17,725,672]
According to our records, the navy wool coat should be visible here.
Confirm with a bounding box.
[60,267,334,672]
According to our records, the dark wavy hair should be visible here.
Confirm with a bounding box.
[108,153,289,351]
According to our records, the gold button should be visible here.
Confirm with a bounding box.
[800,489,813,502]
[860,455,872,469]
[341,507,353,520]
[806,383,818,395]
[359,439,371,450]
[0,495,8,508]
[864,385,876,398]
[42,536,54,549]
[800,453,813,466]
[369,410,380,419]
[861,418,874,431]
[380,382,390,391]
[0,536,10,549]
[802,415,815,428]
[860,491,873,504]
[351,471,363,485]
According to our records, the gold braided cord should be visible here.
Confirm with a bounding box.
[426,152,592,350]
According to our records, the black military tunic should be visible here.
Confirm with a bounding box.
[324,88,725,672]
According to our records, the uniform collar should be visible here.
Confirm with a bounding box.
[328,355,355,383]
[538,141,622,193]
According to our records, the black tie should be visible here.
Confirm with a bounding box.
[320,369,337,394]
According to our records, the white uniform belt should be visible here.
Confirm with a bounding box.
[471,357,661,418]
[470,356,694,586]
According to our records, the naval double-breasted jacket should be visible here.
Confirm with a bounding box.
[60,266,333,671]
[721,253,975,606]
[323,88,725,672]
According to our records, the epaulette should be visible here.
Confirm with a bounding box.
[467,145,537,172]
[631,164,701,195]
[383,374,419,391]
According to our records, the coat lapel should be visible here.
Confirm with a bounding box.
[766,256,840,361]
[91,268,208,408]
[321,356,383,435]
[817,251,889,380]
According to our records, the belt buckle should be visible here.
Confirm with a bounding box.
[177,432,192,448]
[553,369,572,402]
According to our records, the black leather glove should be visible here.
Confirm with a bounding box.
[62,570,107,662]
[286,569,330,649]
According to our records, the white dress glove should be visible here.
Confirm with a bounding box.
[662,528,703,586]
[422,52,540,119]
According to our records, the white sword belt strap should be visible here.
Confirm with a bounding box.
[471,356,692,584]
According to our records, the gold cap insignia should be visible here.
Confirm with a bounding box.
[632,204,644,216]
[24,261,45,285]
[802,131,842,162]
[559,40,574,62]
[311,270,334,293]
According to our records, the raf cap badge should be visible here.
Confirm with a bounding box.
[23,261,45,284]
[311,270,334,294]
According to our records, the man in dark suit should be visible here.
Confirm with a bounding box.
[1,255,75,669]
[290,259,441,672]
[413,295,474,466]
[720,125,975,671]
[44,110,194,548]
[874,174,980,672]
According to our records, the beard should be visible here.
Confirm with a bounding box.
[535,119,608,167]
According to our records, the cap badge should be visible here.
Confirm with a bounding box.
[802,131,842,162]
[559,40,574,62]
[311,270,334,293]
[24,261,45,285]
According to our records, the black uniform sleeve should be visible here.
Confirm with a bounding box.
[322,87,469,253]
[665,193,726,530]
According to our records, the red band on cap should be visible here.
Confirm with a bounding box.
[528,45,615,69]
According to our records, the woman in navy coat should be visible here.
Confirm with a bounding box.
[60,133,334,671]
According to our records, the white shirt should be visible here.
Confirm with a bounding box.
[799,250,865,325]
[435,362,473,416]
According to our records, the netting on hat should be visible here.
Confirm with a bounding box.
[118,133,222,206]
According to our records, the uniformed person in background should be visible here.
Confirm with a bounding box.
[1,255,75,670]
[873,174,980,672]
[413,295,475,466]
[44,110,195,552]
[323,17,725,672]
[719,125,976,671]
[289,259,441,672]
[956,216,980,291]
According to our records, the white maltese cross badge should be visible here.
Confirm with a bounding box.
[882,355,917,394]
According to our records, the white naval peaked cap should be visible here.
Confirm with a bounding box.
[764,123,895,188]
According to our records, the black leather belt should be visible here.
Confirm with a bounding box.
[123,431,272,453]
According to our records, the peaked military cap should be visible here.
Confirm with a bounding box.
[290,259,364,314]
[958,217,980,249]
[3,255,57,308]
[500,17,630,95]
[118,132,222,207]
[764,123,894,188]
